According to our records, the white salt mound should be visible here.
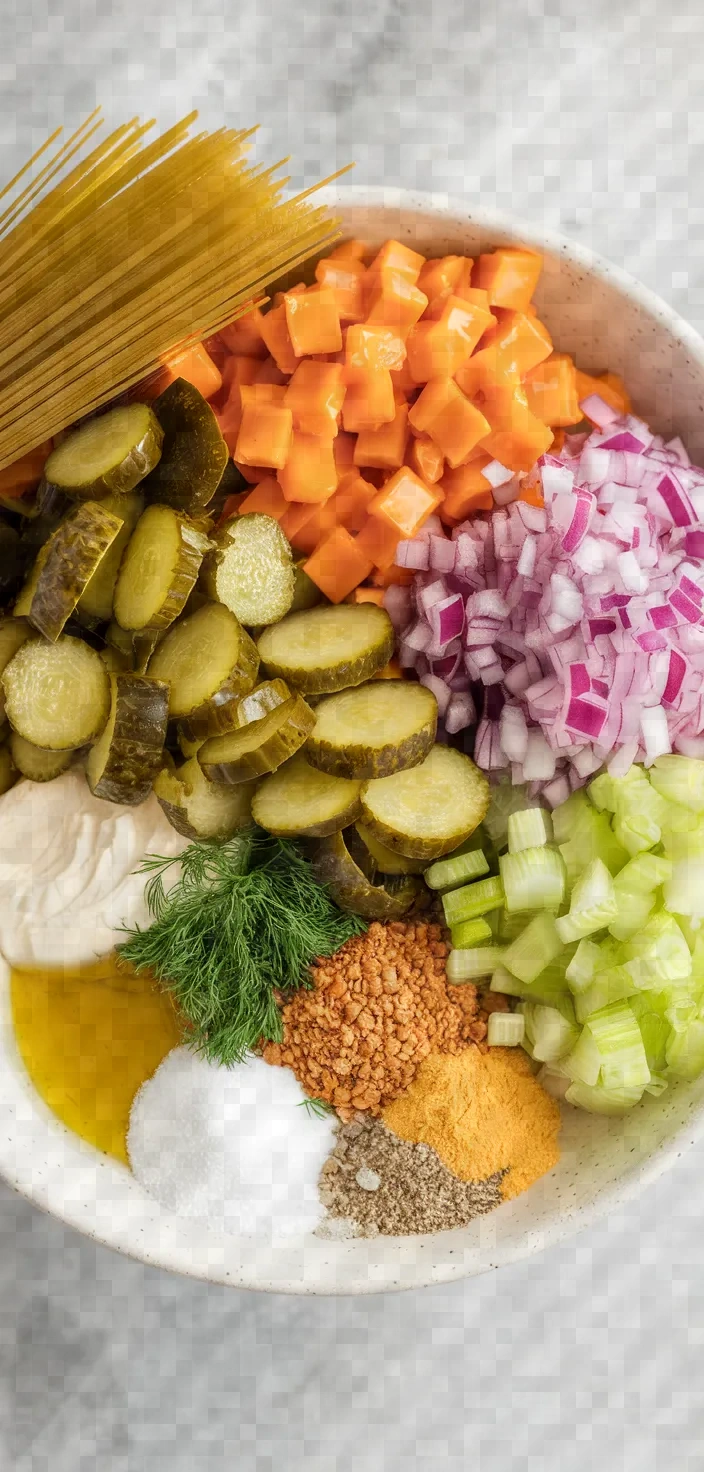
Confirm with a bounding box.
[127,1048,336,1240]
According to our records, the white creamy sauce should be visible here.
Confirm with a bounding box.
[0,768,188,968]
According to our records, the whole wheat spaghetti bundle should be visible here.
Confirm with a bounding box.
[0,111,345,469]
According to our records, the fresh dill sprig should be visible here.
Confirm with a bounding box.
[118,827,365,1066]
[298,1097,335,1120]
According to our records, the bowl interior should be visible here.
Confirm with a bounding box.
[3,192,704,1295]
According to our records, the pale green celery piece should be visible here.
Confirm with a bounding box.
[612,774,670,858]
[664,857,704,921]
[574,965,636,1024]
[528,1003,580,1063]
[481,778,533,850]
[499,846,566,913]
[666,1019,704,1080]
[446,946,503,983]
[551,789,592,845]
[562,1025,602,1086]
[487,1012,525,1047]
[490,964,527,998]
[608,889,656,943]
[507,806,553,854]
[661,806,704,861]
[558,807,628,887]
[502,911,564,984]
[587,999,650,1091]
[555,857,618,944]
[497,907,541,943]
[614,854,673,894]
[588,772,616,812]
[613,812,662,858]
[644,1073,669,1096]
[664,993,699,1034]
[623,912,692,989]
[649,754,704,813]
[566,938,603,994]
[450,917,493,949]
[425,847,489,891]
[628,997,671,1074]
[442,875,504,927]
[529,970,577,1015]
[565,1080,645,1115]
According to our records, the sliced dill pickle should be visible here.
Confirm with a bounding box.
[290,559,324,613]
[353,823,427,876]
[0,742,18,795]
[251,751,362,838]
[257,603,394,695]
[9,732,75,783]
[310,828,428,920]
[0,618,36,722]
[43,404,163,499]
[105,620,163,674]
[234,678,291,728]
[147,601,259,730]
[113,504,211,633]
[307,680,437,780]
[360,745,490,860]
[86,672,169,805]
[198,693,315,785]
[99,642,133,674]
[201,513,295,627]
[2,634,110,750]
[14,500,123,641]
[76,490,144,625]
[154,756,256,841]
[142,378,228,513]
[177,726,203,759]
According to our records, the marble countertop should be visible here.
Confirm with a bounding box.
[1,0,703,1465]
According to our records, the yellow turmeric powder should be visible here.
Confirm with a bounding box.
[382,1046,561,1200]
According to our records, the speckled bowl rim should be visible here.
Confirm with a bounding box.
[2,186,704,1295]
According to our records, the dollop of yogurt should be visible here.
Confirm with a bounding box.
[0,768,188,968]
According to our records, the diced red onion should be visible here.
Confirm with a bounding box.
[655,472,697,527]
[499,704,528,762]
[579,394,620,429]
[523,728,557,781]
[383,584,413,631]
[395,538,430,571]
[474,719,507,770]
[483,460,514,489]
[404,619,433,653]
[640,705,671,764]
[420,673,451,718]
[429,535,456,574]
[466,588,509,621]
[543,773,572,807]
[445,690,476,734]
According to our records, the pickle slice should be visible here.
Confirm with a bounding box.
[147,601,259,729]
[360,745,490,860]
[257,603,394,695]
[290,559,324,613]
[43,404,163,499]
[353,823,427,876]
[0,618,36,723]
[10,732,75,783]
[202,513,295,627]
[234,678,290,728]
[15,500,123,642]
[252,751,362,838]
[307,680,437,780]
[143,378,228,513]
[2,635,110,750]
[311,828,427,920]
[154,757,256,841]
[113,504,211,633]
[86,672,169,805]
[76,490,144,625]
[198,694,315,785]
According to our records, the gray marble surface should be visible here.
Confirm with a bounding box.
[2,0,704,1465]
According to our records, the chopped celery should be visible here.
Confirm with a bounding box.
[562,1025,602,1087]
[558,809,628,886]
[487,1012,525,1047]
[446,946,503,982]
[499,846,566,913]
[555,858,618,944]
[574,966,636,1024]
[614,854,672,894]
[522,1001,579,1063]
[587,1000,650,1091]
[425,848,489,891]
[649,754,704,813]
[497,907,541,943]
[502,912,564,984]
[666,1020,704,1080]
[530,967,578,1014]
[566,938,603,995]
[588,772,616,812]
[624,912,692,989]
[664,858,704,923]
[611,771,669,857]
[565,1080,645,1115]
[628,996,670,1074]
[613,811,661,857]
[450,917,493,948]
[661,806,704,861]
[608,888,656,943]
[442,875,504,927]
[551,789,592,845]
[490,964,527,998]
[481,778,533,850]
[507,806,553,854]
[644,1073,668,1097]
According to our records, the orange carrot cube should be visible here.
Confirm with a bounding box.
[303,526,374,603]
[347,586,386,606]
[279,500,317,545]
[439,460,494,522]
[284,360,345,438]
[220,354,260,399]
[575,369,632,417]
[288,498,339,556]
[479,384,554,471]
[240,384,288,407]
[366,239,426,285]
[417,255,469,308]
[408,434,444,484]
[260,304,298,374]
[345,323,407,374]
[333,431,357,472]
[454,346,521,400]
[408,379,490,468]
[522,354,580,427]
[277,431,338,503]
[254,356,288,386]
[235,402,293,470]
[233,462,271,485]
[285,286,343,357]
[314,258,366,322]
[369,467,444,539]
[0,440,52,501]
[598,372,631,414]
[219,305,268,358]
[332,471,379,532]
[236,476,289,520]
[365,270,428,339]
[328,239,367,262]
[488,310,553,376]
[271,283,306,310]
[370,564,415,588]
[215,358,261,451]
[341,367,395,432]
[354,402,409,471]
[354,514,401,570]
[146,343,222,402]
[473,248,543,311]
[406,294,494,382]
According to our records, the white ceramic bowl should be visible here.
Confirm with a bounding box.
[3,187,704,1296]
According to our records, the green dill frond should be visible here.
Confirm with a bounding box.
[298,1097,335,1120]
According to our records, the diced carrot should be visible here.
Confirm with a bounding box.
[345,323,407,374]
[365,270,428,340]
[290,498,340,555]
[372,655,403,674]
[220,354,260,400]
[366,239,425,285]
[237,476,289,520]
[333,431,357,472]
[235,402,293,470]
[575,368,632,418]
[203,333,230,371]
[219,305,269,358]
[439,460,493,522]
[233,462,272,485]
[522,354,580,427]
[370,563,415,588]
[259,304,298,375]
[279,500,318,545]
[417,256,468,309]
[303,526,375,603]
[478,383,553,471]
[599,372,631,414]
[346,585,386,606]
[277,431,338,504]
[369,466,444,539]
[488,310,553,376]
[332,471,379,532]
[454,345,521,400]
[354,402,409,471]
[406,294,494,382]
[342,367,395,432]
[217,492,248,527]
[328,239,367,263]
[0,440,52,500]
[355,514,401,570]
[550,429,566,454]
[473,248,542,311]
[285,286,343,357]
[314,258,366,322]
[519,477,545,509]
[408,434,444,484]
[240,384,288,407]
[254,356,288,386]
[284,360,345,438]
[390,358,419,396]
[271,283,306,310]
[408,379,490,468]
[142,343,223,402]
